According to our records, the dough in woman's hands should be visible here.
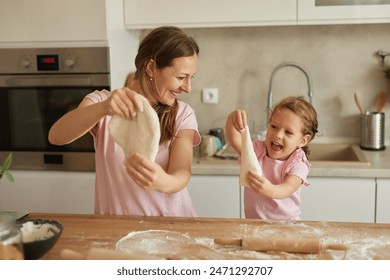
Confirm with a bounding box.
[240,125,262,186]
[108,95,160,161]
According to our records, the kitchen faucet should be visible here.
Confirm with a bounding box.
[266,62,313,122]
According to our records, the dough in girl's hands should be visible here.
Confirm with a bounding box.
[108,95,160,161]
[240,125,262,186]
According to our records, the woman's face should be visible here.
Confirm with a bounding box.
[153,54,198,105]
[265,108,310,160]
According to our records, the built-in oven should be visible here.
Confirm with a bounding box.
[0,47,110,171]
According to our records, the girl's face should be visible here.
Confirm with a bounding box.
[150,54,198,105]
[265,108,311,160]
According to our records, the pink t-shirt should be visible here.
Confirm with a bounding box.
[241,140,310,220]
[85,90,201,216]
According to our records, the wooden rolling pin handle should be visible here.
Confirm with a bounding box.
[322,243,349,251]
[242,237,322,254]
[60,249,85,260]
[214,238,242,246]
[60,248,161,260]
[215,237,349,254]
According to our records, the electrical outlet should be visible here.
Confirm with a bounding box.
[202,88,219,104]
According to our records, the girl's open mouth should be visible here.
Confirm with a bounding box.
[271,141,283,151]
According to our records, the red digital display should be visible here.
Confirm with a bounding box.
[37,54,59,71]
[43,57,56,64]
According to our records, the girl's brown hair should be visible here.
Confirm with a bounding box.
[270,96,318,156]
[133,26,199,144]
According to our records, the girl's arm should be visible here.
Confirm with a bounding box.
[125,129,195,193]
[247,172,302,199]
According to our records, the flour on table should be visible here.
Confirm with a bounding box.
[116,230,192,255]
[115,224,390,260]
[116,230,270,260]
[116,230,225,259]
[250,221,390,260]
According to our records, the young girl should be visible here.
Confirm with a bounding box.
[225,96,318,220]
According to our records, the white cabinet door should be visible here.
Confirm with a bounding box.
[0,0,107,44]
[301,177,376,223]
[124,0,296,29]
[376,178,390,223]
[187,175,241,218]
[298,0,390,24]
[0,171,95,214]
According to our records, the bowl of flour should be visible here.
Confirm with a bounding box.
[20,219,63,260]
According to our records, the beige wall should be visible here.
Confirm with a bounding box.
[172,24,390,144]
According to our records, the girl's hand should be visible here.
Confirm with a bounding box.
[124,153,167,191]
[105,87,144,119]
[228,109,247,132]
[246,172,303,199]
[246,171,275,198]
[225,109,248,155]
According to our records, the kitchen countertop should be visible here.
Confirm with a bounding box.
[192,147,390,178]
[29,213,390,260]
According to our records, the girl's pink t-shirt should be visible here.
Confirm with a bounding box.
[85,90,201,216]
[242,140,310,220]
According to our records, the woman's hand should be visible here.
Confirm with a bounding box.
[124,130,194,194]
[124,153,167,191]
[105,87,144,119]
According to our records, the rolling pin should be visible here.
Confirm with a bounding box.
[60,248,161,260]
[214,237,349,254]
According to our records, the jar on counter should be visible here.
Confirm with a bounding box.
[200,135,222,157]
[0,212,24,260]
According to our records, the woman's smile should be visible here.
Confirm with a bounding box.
[169,90,179,99]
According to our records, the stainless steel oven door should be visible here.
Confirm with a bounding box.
[0,73,110,171]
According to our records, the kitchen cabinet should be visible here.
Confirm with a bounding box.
[376,178,390,223]
[0,170,95,214]
[301,177,376,223]
[123,0,390,29]
[123,0,296,29]
[0,0,107,45]
[187,175,241,218]
[297,0,390,25]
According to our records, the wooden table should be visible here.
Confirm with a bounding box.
[26,213,390,260]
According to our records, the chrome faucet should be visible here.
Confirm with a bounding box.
[266,62,313,122]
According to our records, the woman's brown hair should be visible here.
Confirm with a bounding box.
[270,96,318,157]
[133,26,199,144]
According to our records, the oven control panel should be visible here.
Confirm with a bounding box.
[0,47,109,74]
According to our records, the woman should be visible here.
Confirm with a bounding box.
[49,26,201,216]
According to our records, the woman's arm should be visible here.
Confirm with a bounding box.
[125,129,195,193]
[48,98,105,145]
[48,88,143,145]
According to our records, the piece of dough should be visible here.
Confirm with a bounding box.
[108,95,160,161]
[115,230,227,260]
[239,125,262,186]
